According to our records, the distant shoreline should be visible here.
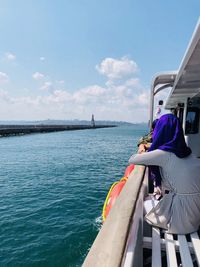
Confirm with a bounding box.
[0,124,116,137]
[0,120,147,127]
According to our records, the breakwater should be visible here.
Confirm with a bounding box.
[0,125,116,137]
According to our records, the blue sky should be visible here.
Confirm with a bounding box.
[0,0,199,122]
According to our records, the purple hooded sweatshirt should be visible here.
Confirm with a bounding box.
[148,113,191,186]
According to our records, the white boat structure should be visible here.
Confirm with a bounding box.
[83,18,200,267]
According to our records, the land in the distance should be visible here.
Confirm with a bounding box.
[0,119,147,126]
[0,120,148,137]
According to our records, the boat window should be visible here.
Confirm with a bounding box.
[185,107,199,134]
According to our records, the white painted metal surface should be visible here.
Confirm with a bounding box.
[152,227,161,267]
[143,229,200,266]
[178,235,193,267]
[165,233,178,267]
[122,169,148,267]
[149,72,176,128]
[122,192,143,267]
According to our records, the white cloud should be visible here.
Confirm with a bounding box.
[0,89,10,101]
[125,78,140,87]
[40,81,53,91]
[58,80,65,84]
[96,56,138,80]
[73,85,106,104]
[32,72,45,80]
[40,57,45,61]
[0,56,149,122]
[0,72,9,83]
[5,52,16,61]
[0,83,149,122]
[137,92,149,106]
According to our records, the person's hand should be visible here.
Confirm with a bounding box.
[154,186,162,195]
[138,144,147,154]
[153,186,162,200]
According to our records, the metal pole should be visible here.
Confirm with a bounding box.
[182,98,188,134]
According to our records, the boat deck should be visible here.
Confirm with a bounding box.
[143,227,200,266]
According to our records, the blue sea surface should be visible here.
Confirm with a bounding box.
[0,125,147,267]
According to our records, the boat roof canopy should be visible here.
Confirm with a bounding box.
[165,18,200,109]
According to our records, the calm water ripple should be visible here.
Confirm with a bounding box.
[0,125,147,267]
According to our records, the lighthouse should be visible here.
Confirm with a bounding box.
[91,114,95,128]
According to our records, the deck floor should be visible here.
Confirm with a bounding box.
[143,226,200,267]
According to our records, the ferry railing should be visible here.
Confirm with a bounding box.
[121,168,148,267]
[82,165,146,267]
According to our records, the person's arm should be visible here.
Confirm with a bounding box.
[129,149,167,167]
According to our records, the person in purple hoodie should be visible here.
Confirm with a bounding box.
[129,114,200,234]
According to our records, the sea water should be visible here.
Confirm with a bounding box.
[0,125,147,267]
